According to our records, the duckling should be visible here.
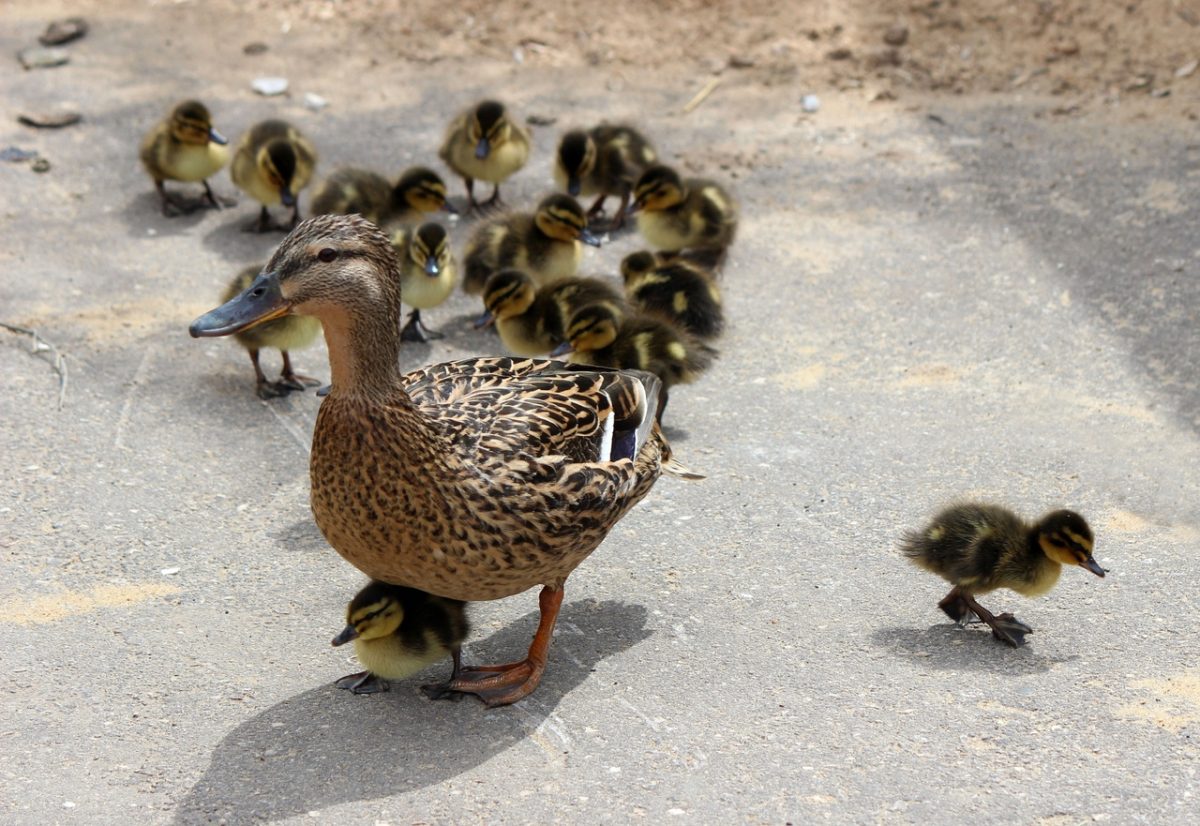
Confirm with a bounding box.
[139,99,230,216]
[462,194,601,295]
[391,222,457,343]
[310,167,393,225]
[900,503,1106,647]
[554,125,657,229]
[439,100,531,211]
[231,119,318,232]
[554,305,716,421]
[311,166,455,228]
[478,269,626,356]
[621,250,724,340]
[222,264,323,398]
[332,580,469,695]
[630,164,738,259]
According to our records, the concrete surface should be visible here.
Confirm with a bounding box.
[2,4,1199,825]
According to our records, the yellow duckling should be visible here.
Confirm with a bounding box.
[139,99,229,216]
[462,193,601,296]
[630,164,738,258]
[553,125,657,229]
[231,119,318,232]
[332,580,469,695]
[901,503,1106,647]
[439,100,530,211]
[554,304,716,421]
[478,269,626,356]
[311,166,454,228]
[189,213,698,707]
[221,264,323,398]
[391,222,457,343]
[621,250,724,340]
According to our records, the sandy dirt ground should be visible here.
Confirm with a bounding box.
[2,1,1199,824]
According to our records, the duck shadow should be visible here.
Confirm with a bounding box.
[122,191,214,237]
[199,211,290,263]
[173,599,650,824]
[871,625,1078,675]
[272,519,327,554]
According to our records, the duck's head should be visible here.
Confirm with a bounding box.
[631,164,686,214]
[190,214,399,338]
[478,268,537,327]
[620,250,660,285]
[331,581,409,646]
[469,100,514,160]
[1036,510,1105,577]
[534,194,601,246]
[394,166,455,215]
[169,99,227,146]
[408,222,451,277]
[258,138,300,206]
[554,303,621,356]
[556,130,596,196]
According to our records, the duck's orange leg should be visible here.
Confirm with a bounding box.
[429,586,563,708]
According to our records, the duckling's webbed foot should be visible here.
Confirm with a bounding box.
[428,586,563,708]
[279,352,322,391]
[421,648,467,702]
[477,185,505,215]
[335,670,390,694]
[960,593,1032,648]
[400,310,444,343]
[202,180,224,211]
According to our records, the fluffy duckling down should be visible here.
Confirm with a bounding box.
[391,222,457,343]
[139,99,229,216]
[479,269,626,357]
[231,119,318,232]
[631,164,738,257]
[439,99,530,211]
[553,124,657,229]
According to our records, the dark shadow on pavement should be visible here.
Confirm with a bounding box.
[173,599,650,824]
[871,625,1078,675]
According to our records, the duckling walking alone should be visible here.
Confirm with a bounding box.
[900,503,1106,647]
[439,100,530,212]
[222,264,323,398]
[332,580,469,695]
[139,100,230,216]
[231,119,318,232]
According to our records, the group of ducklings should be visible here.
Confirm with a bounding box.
[168,99,1106,703]
[143,97,739,406]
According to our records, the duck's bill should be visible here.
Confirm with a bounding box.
[626,200,643,217]
[579,228,602,247]
[208,127,228,145]
[474,137,490,159]
[549,341,573,358]
[567,178,581,196]
[1082,557,1107,577]
[280,187,297,208]
[472,310,495,329]
[424,255,441,276]
[331,625,358,646]
[189,270,289,337]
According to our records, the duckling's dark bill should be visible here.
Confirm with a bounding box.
[1083,558,1106,577]
[189,270,289,337]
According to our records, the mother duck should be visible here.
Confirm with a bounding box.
[190,214,697,706]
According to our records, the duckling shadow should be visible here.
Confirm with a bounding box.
[870,625,1078,675]
[173,599,650,824]
[272,519,327,553]
[122,192,213,237]
[199,213,288,262]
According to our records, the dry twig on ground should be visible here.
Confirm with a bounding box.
[1,321,69,409]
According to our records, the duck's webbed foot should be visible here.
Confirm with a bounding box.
[477,185,505,215]
[335,671,389,694]
[424,586,563,708]
[400,310,444,343]
[256,379,295,400]
[959,592,1032,648]
[279,352,322,391]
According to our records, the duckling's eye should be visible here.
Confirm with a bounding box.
[317,248,338,263]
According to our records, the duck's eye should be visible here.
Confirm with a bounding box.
[317,248,338,263]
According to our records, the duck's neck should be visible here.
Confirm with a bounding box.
[319,304,405,401]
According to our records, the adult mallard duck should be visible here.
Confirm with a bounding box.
[900,503,1106,647]
[189,214,699,707]
[139,99,230,216]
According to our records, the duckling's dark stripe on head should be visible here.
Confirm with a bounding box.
[271,144,297,182]
[559,132,589,171]
[476,100,505,132]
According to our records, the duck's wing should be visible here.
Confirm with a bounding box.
[400,357,659,465]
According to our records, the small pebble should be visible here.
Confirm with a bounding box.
[161,567,181,576]
[40,17,88,46]
[251,76,289,96]
[801,94,821,113]
[883,23,909,47]
[18,47,70,69]
[1176,59,1198,79]
[243,42,269,55]
[18,111,82,129]
[826,47,852,61]
[31,158,51,173]
[527,113,557,126]
[1,146,39,162]
[303,92,328,111]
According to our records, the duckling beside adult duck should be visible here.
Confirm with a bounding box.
[901,503,1106,647]
[190,214,699,707]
